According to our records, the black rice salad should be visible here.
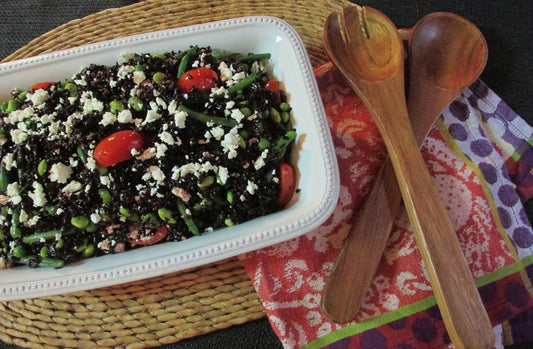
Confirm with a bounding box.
[0,46,297,268]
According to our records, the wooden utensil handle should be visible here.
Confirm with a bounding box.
[321,159,402,322]
[369,81,494,349]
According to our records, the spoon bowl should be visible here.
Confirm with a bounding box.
[322,5,493,349]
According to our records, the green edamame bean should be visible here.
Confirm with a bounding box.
[258,138,270,150]
[270,108,281,124]
[119,207,131,217]
[280,102,291,112]
[153,72,166,84]
[64,82,78,97]
[83,244,95,257]
[12,245,26,258]
[71,216,89,229]
[226,191,234,204]
[6,99,19,112]
[158,208,177,224]
[40,245,49,258]
[37,159,48,176]
[197,176,214,188]
[109,100,124,114]
[98,188,111,204]
[128,96,143,111]
[0,102,7,112]
[134,64,144,71]
[239,107,252,117]
[224,218,235,227]
[18,91,27,100]
[55,239,64,249]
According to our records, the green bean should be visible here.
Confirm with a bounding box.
[227,71,259,94]
[177,200,199,236]
[0,101,7,112]
[37,159,48,176]
[158,208,177,224]
[109,100,124,114]
[10,211,21,238]
[0,165,9,191]
[71,216,89,229]
[128,96,143,111]
[178,105,238,127]
[177,46,198,78]
[76,146,87,163]
[153,72,166,84]
[22,229,61,244]
[98,188,112,204]
[237,53,271,62]
[210,49,227,59]
[39,257,64,268]
[281,111,290,123]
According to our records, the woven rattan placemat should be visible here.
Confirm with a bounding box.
[0,0,351,347]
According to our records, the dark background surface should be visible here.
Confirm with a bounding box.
[0,0,532,348]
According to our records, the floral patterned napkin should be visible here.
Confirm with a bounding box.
[239,62,533,348]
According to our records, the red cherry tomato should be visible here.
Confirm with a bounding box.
[177,67,218,93]
[94,130,144,167]
[278,162,296,207]
[265,80,281,105]
[130,225,168,246]
[30,81,55,92]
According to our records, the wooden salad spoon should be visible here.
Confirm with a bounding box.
[322,5,494,348]
[321,11,489,324]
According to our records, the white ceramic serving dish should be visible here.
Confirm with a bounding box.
[0,16,340,301]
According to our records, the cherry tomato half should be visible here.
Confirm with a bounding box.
[177,67,218,93]
[30,81,55,92]
[130,225,168,246]
[94,130,144,167]
[265,80,281,106]
[278,162,296,207]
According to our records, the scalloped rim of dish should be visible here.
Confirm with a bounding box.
[0,16,340,301]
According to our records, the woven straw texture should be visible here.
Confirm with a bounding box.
[0,0,351,348]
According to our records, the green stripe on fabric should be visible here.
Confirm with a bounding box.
[305,257,533,349]
[302,296,438,349]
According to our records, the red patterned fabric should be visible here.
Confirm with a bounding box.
[239,62,533,348]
